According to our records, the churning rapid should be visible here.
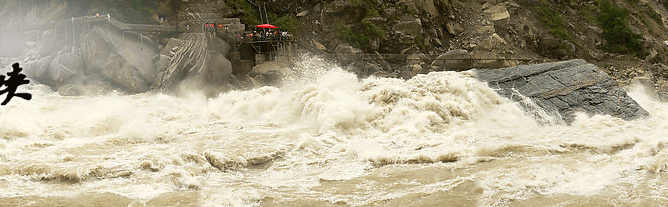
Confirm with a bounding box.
[0,56,666,207]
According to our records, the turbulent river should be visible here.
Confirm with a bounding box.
[0,56,666,207]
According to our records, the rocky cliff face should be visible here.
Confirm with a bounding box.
[21,22,161,95]
[279,0,668,95]
[2,0,668,98]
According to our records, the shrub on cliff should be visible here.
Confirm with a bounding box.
[334,0,385,50]
[229,0,260,25]
[597,0,644,56]
[271,14,298,33]
[533,1,571,40]
[335,20,385,50]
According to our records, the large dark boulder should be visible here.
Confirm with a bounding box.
[23,23,159,95]
[472,59,649,123]
[83,25,159,93]
[154,33,236,95]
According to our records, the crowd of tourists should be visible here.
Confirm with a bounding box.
[243,29,291,41]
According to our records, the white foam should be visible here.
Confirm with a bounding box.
[0,55,666,205]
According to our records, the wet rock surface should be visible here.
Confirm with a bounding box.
[154,33,235,95]
[472,59,650,123]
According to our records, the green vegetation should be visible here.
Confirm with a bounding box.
[268,13,298,33]
[664,0,668,10]
[533,1,571,40]
[334,0,386,50]
[573,1,600,25]
[229,0,299,32]
[335,23,356,45]
[597,0,644,56]
[414,35,427,50]
[228,0,260,26]
[397,2,417,16]
[336,19,385,50]
[646,8,663,24]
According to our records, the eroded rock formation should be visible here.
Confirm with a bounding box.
[155,33,236,96]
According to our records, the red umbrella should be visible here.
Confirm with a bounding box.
[256,24,278,29]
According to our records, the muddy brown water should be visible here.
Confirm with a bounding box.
[0,58,666,206]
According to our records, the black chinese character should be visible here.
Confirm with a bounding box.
[0,63,32,105]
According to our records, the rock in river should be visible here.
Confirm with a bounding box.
[472,59,649,123]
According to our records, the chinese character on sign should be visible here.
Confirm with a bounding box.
[0,63,32,105]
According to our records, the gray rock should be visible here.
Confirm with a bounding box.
[46,50,83,85]
[398,0,419,13]
[648,63,668,80]
[23,56,54,84]
[478,33,507,50]
[484,5,510,21]
[658,80,668,102]
[83,25,158,93]
[312,40,327,52]
[369,39,380,51]
[373,51,393,72]
[155,33,235,94]
[297,10,309,17]
[363,63,382,76]
[472,59,649,123]
[393,17,423,37]
[22,50,84,89]
[412,0,439,16]
[660,91,668,102]
[446,22,464,36]
[200,51,233,86]
[471,50,511,68]
[409,64,423,76]
[363,17,387,25]
[407,53,426,65]
[431,49,472,71]
[335,44,362,66]
[539,37,575,59]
